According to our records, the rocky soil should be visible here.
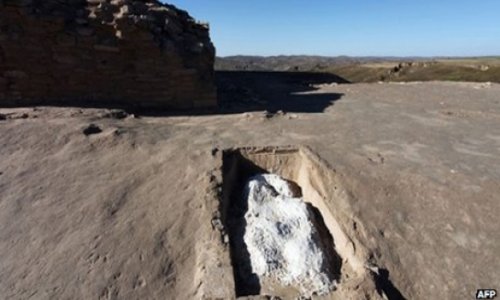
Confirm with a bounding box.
[0,80,499,299]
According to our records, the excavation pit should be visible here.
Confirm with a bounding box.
[221,146,372,299]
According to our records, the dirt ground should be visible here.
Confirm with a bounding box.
[1,77,499,299]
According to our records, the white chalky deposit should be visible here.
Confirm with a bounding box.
[242,174,337,297]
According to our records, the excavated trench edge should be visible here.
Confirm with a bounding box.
[219,146,407,299]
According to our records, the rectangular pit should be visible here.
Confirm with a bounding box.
[220,146,373,299]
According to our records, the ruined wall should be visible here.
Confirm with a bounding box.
[0,0,216,109]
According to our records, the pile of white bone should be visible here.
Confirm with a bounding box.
[242,174,336,297]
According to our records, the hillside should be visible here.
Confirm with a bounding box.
[216,56,500,83]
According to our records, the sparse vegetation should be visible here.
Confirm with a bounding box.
[216,56,500,83]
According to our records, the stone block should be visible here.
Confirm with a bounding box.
[0,0,216,109]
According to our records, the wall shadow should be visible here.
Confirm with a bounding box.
[307,204,343,282]
[0,71,348,117]
[222,150,269,296]
[216,71,348,114]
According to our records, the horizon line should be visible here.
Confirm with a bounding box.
[217,54,500,59]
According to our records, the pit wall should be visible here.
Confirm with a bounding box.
[215,146,386,299]
[0,1,216,109]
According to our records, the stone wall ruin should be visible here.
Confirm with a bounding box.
[0,0,216,109]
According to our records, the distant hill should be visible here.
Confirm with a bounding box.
[215,55,417,72]
[216,56,500,83]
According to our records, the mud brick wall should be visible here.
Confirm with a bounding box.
[0,0,216,109]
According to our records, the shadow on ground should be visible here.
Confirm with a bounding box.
[0,71,348,117]
[216,71,348,114]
